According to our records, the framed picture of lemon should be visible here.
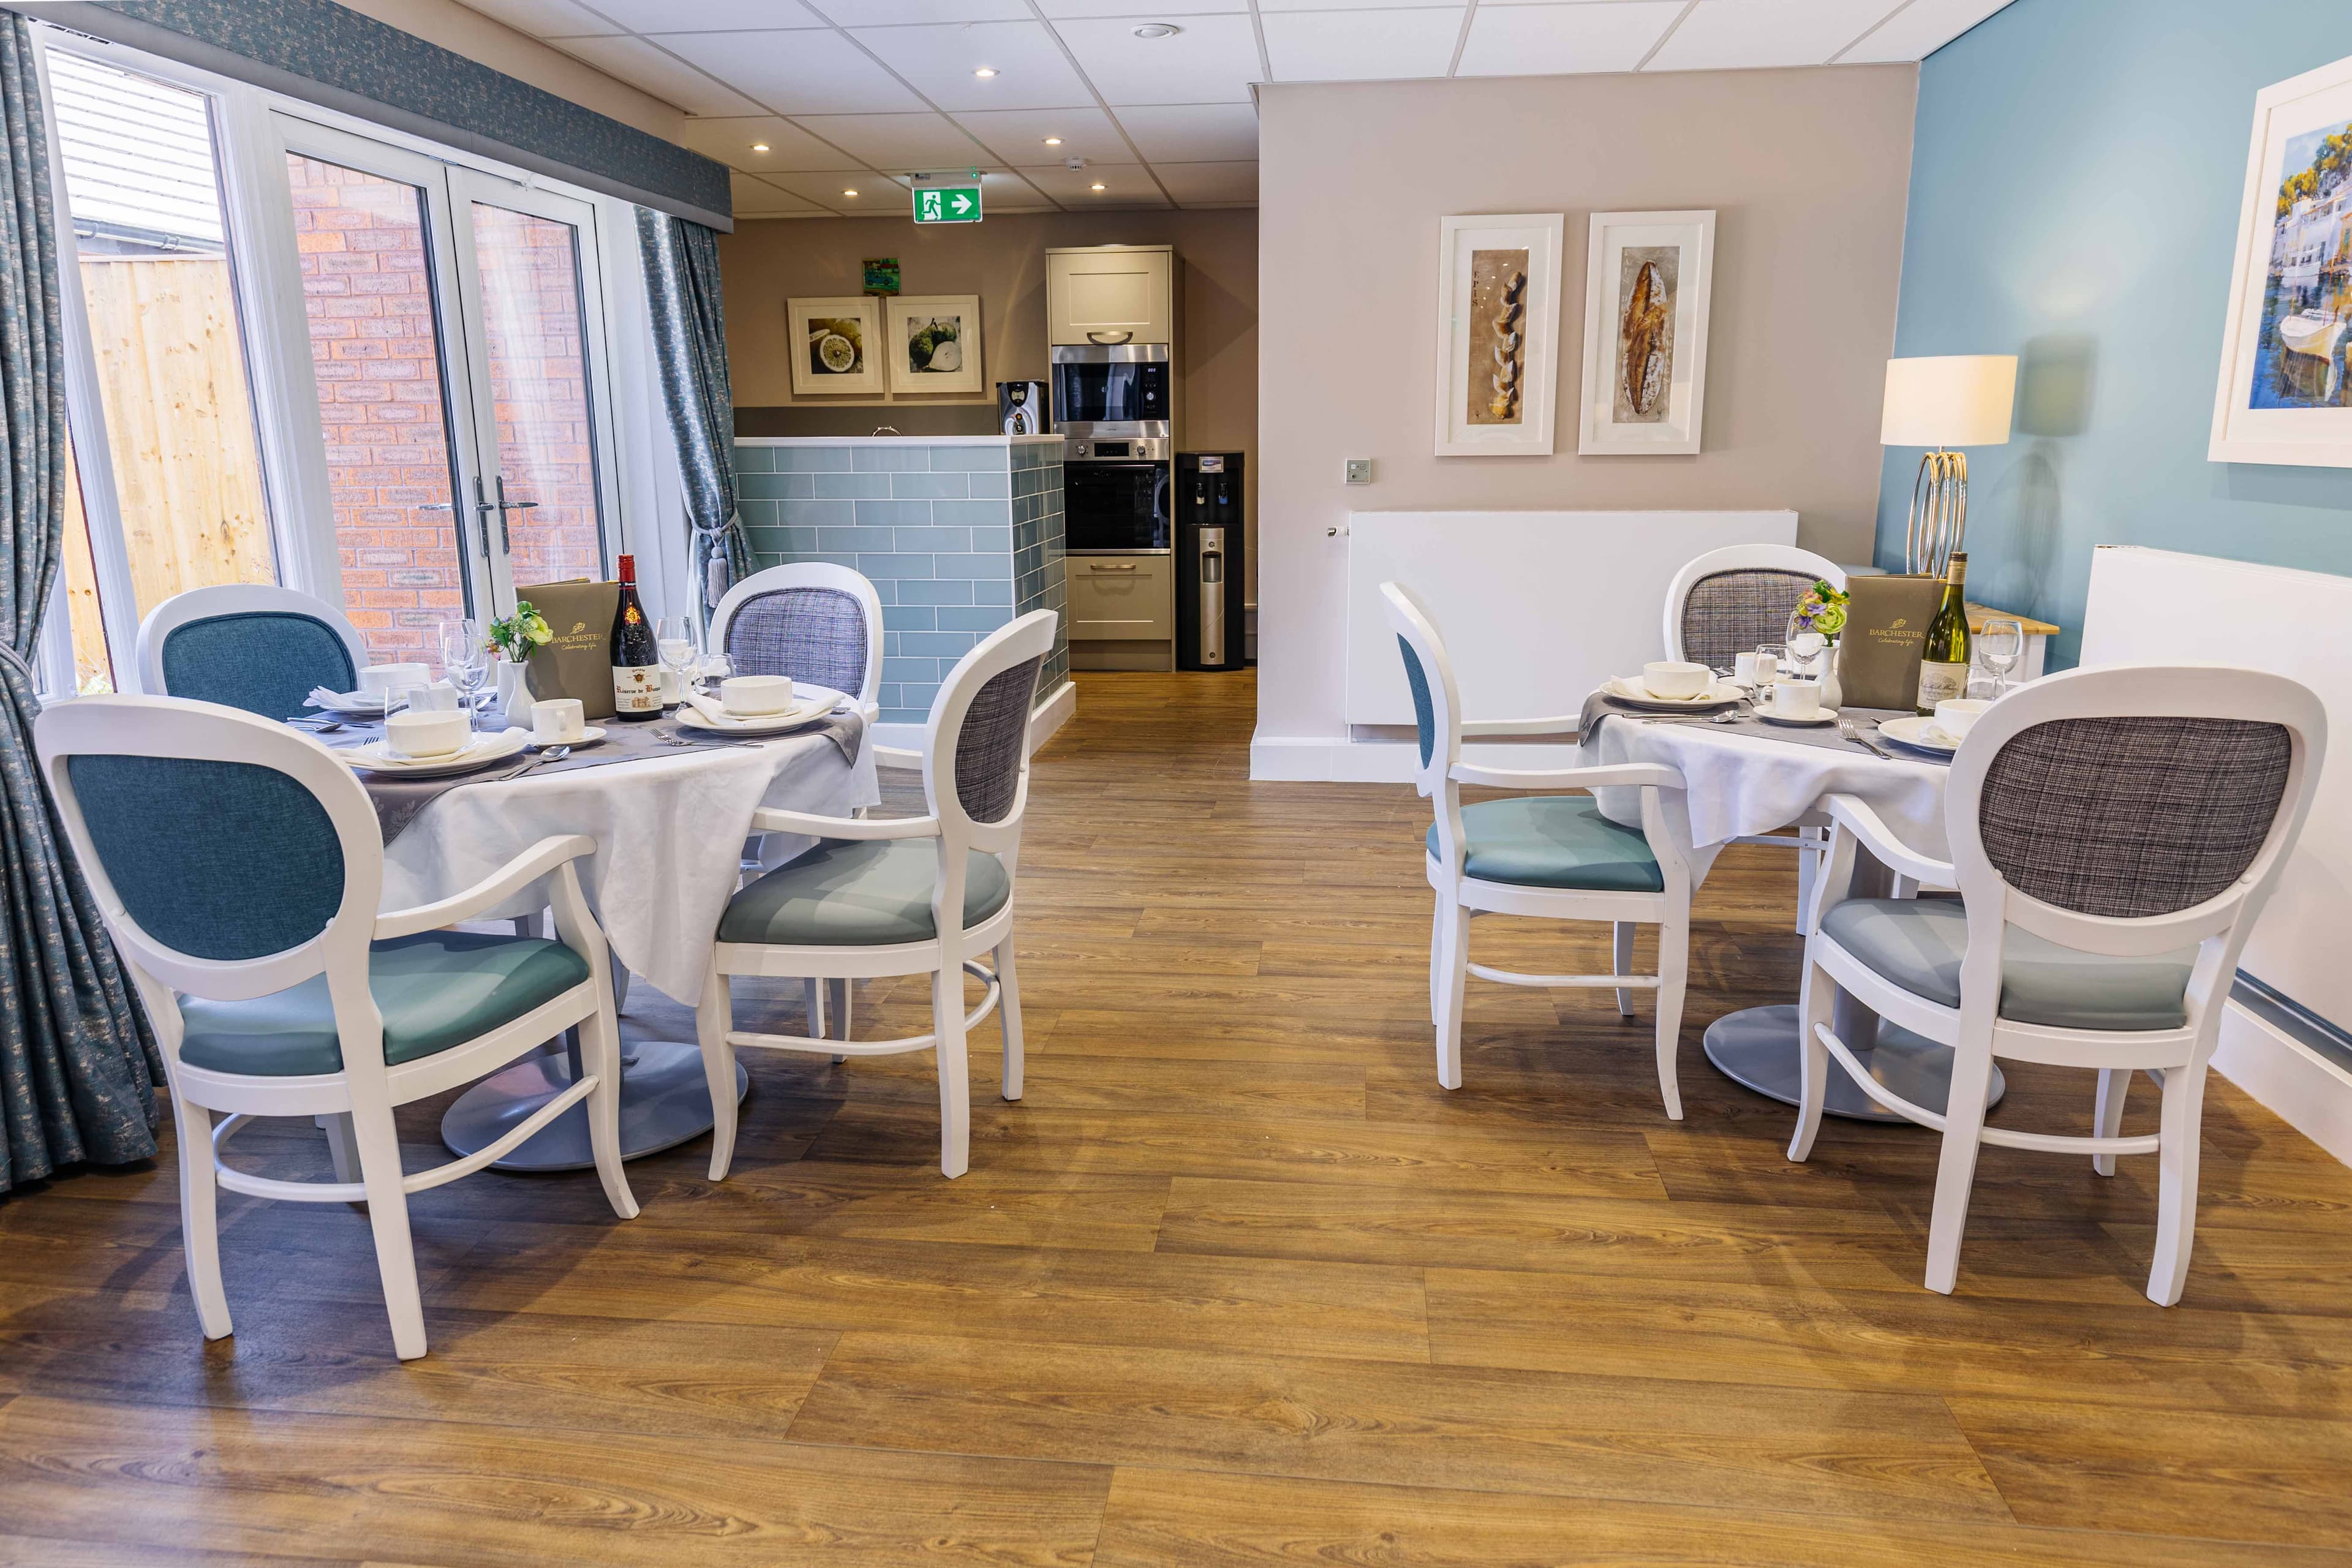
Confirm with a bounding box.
[787,295,886,396]
[884,294,985,395]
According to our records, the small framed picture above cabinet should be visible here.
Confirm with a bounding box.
[885,294,985,395]
[788,295,886,396]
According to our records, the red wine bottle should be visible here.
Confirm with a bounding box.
[609,554,660,722]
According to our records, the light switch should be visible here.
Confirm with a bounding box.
[1344,459,1374,485]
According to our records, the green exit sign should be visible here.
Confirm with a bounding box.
[913,183,982,224]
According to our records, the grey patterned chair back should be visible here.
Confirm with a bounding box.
[952,655,1044,824]
[1678,569,1819,672]
[1977,716,2295,920]
[722,586,870,696]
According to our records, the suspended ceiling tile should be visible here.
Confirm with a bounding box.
[589,0,827,30]
[548,34,766,114]
[850,20,1098,111]
[654,28,930,113]
[1153,159,1256,205]
[1016,159,1170,206]
[454,0,620,36]
[1034,0,1257,16]
[815,0,1037,21]
[1260,0,1461,10]
[1646,0,1897,71]
[680,115,864,172]
[1261,7,1466,82]
[1456,1,1684,77]
[952,105,1132,165]
[1054,13,1263,105]
[1110,102,1257,163]
[794,111,997,167]
[764,170,896,206]
[1839,0,2015,61]
[729,171,831,214]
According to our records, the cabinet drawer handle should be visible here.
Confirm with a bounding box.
[1085,330,1134,345]
[1087,563,1139,572]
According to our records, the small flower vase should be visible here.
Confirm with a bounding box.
[1820,642,1844,710]
[494,658,527,720]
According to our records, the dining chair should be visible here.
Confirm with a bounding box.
[1662,544,1850,929]
[35,694,638,1360]
[710,561,888,727]
[135,583,371,719]
[693,609,1056,1179]
[1383,582,1697,1117]
[1787,665,2326,1304]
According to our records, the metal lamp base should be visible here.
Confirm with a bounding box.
[439,1040,748,1172]
[1703,1004,2004,1122]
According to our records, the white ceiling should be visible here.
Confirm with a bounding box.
[452,0,2015,217]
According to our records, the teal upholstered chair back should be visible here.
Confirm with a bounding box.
[1378,581,1461,799]
[135,586,369,720]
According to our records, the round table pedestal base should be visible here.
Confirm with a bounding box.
[440,1042,748,1172]
[1703,1005,2005,1123]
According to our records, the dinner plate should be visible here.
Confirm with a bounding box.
[1755,707,1839,728]
[341,728,528,776]
[677,685,845,734]
[1604,675,1741,711]
[1877,715,1960,755]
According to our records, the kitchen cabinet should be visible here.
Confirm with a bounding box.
[1048,246,1174,346]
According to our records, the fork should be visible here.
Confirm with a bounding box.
[1838,720,1892,758]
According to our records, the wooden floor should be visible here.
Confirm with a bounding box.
[6,670,2352,1566]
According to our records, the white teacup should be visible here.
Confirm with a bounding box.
[1734,651,1774,685]
[1642,660,1710,701]
[1932,697,1992,745]
[385,707,468,760]
[721,674,794,715]
[1773,677,1823,720]
[358,663,431,699]
[530,698,586,745]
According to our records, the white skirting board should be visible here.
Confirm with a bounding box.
[870,679,1076,763]
[2216,1000,2352,1167]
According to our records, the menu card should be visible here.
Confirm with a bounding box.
[519,578,619,719]
[1836,575,1943,711]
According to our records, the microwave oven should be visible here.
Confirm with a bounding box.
[1050,342,1170,439]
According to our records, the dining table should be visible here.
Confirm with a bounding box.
[314,700,880,1169]
[1577,689,2006,1121]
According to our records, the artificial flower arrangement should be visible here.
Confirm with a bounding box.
[486,600,553,663]
[1787,581,1850,643]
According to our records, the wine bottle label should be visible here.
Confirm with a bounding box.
[612,665,662,714]
[1917,660,1970,709]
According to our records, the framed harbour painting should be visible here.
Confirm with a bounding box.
[885,294,984,395]
[1434,213,1564,457]
[2212,50,2352,467]
[787,295,885,396]
[1577,209,1716,456]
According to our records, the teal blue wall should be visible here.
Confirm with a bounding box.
[1878,0,2352,666]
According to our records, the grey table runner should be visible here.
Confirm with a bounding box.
[323,709,867,845]
[1577,690,1951,765]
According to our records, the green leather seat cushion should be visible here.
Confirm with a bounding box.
[1820,898,2195,1032]
[178,931,592,1077]
[1428,795,1664,893]
[721,839,1011,947]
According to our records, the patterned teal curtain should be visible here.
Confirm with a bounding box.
[0,14,163,1193]
[635,207,752,617]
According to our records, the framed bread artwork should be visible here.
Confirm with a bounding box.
[1577,210,1717,456]
[1434,213,1565,457]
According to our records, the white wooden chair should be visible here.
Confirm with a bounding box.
[1383,583,1697,1117]
[135,583,372,718]
[1787,665,2326,1303]
[694,609,1057,1179]
[35,695,638,1360]
[710,562,888,728]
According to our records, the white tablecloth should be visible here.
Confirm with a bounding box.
[379,733,880,1004]
[1582,718,1950,883]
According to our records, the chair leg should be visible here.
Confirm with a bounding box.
[316,1112,361,1185]
[827,977,854,1047]
[1795,829,1824,935]
[1653,916,1689,1121]
[1428,897,1444,1026]
[1433,897,1469,1091]
[172,1093,233,1341]
[1613,921,1636,1017]
[1787,956,1834,1163]
[349,1102,426,1360]
[935,962,971,1178]
[996,936,1025,1102]
[1923,1045,1997,1296]
[696,964,741,1181]
[804,976,826,1040]
[578,1003,639,1221]
[609,946,632,1016]
[2147,1065,2209,1307]
[2093,1067,2132,1178]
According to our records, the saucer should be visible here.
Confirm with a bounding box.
[1603,676,1740,712]
[342,728,528,776]
[1756,707,1839,727]
[518,725,606,750]
[1877,715,1961,755]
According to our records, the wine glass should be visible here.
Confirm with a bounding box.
[439,619,488,734]
[656,616,698,709]
[1978,617,2024,698]
[698,650,734,699]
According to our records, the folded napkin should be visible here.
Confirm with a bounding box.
[306,685,398,715]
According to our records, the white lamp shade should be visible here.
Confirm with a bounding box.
[1881,355,2018,447]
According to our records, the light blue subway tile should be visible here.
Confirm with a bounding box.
[883,656,938,685]
[738,498,781,528]
[931,499,1011,529]
[894,526,970,554]
[892,470,970,499]
[970,526,1013,553]
[882,630,899,656]
[937,552,1012,580]
[810,551,862,570]
[734,444,775,473]
[777,446,853,471]
[937,604,1014,634]
[853,444,931,472]
[780,526,822,555]
[780,499,854,529]
[738,472,798,500]
[865,552,932,579]
[901,630,982,657]
[888,604,936,632]
[882,706,929,725]
[966,470,1011,499]
[854,499,936,527]
[870,578,896,606]
[973,578,1013,606]
[877,683,900,709]
[818,526,900,553]
[816,472,892,500]
[930,444,1011,471]
[897,578,973,606]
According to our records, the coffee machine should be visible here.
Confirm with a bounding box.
[997,380,1050,435]
[1175,452,1246,671]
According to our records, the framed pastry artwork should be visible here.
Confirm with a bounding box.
[787,295,886,396]
[1576,209,1716,456]
[1434,213,1564,456]
[884,294,985,395]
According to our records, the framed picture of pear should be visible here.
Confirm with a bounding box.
[885,294,985,395]
[1434,214,1564,456]
[788,295,886,396]
[1577,210,1716,456]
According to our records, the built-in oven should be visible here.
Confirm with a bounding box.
[1064,437,1170,552]
[1050,342,1170,439]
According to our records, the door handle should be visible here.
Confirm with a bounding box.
[1085,330,1134,345]
[491,474,539,552]
[472,475,496,557]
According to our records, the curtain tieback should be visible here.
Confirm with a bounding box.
[0,643,36,679]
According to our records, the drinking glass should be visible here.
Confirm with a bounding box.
[657,616,698,707]
[1977,617,2024,697]
[1754,642,1785,698]
[439,619,488,734]
[698,650,734,698]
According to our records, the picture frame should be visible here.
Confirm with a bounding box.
[1577,209,1716,456]
[787,295,886,396]
[2209,50,2352,467]
[884,294,985,396]
[1434,213,1564,457]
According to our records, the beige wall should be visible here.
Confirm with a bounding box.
[718,209,1259,588]
[342,0,687,141]
[1255,66,1917,743]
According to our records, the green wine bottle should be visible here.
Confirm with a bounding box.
[1915,552,1972,715]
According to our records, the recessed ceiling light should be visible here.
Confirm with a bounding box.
[750,142,770,153]
[1042,137,1062,146]
[843,188,859,197]
[1131,23,1180,39]
[1091,182,1106,192]
[973,66,997,78]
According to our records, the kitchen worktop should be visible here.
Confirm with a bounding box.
[735,434,1065,448]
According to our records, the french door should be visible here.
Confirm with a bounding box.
[270,116,619,663]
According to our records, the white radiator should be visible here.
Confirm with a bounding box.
[1344,509,1800,726]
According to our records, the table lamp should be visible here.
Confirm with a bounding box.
[1882,355,2016,577]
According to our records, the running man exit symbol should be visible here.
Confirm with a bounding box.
[913,183,982,224]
